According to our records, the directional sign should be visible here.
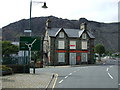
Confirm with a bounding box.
[20,36,41,51]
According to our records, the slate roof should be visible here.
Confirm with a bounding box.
[47,28,95,38]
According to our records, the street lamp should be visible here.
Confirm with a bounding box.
[29,0,48,34]
[29,0,48,74]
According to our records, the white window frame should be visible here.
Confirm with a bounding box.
[70,41,76,49]
[82,41,87,49]
[59,32,64,38]
[70,53,76,65]
[81,53,88,62]
[58,40,65,49]
[82,33,87,39]
[58,53,65,62]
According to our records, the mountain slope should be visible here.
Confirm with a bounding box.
[2,16,119,52]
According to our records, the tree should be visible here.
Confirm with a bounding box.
[2,41,19,57]
[94,44,105,61]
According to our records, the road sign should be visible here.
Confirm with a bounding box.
[20,36,41,51]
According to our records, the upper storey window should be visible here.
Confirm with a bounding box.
[82,41,87,49]
[70,41,76,49]
[59,32,64,38]
[82,33,87,39]
[58,40,65,49]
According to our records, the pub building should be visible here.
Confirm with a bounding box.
[43,19,95,66]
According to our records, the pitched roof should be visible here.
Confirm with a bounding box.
[47,28,95,38]
[87,31,95,39]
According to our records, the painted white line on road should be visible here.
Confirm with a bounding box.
[106,68,109,71]
[59,79,63,84]
[108,73,113,79]
[80,67,88,69]
[74,71,77,72]
[110,66,113,68]
[119,83,120,85]
[65,76,68,79]
[69,73,72,75]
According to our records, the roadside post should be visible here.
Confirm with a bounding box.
[94,54,96,64]
[33,51,37,74]
[20,36,41,74]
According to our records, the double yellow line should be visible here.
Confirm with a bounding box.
[52,73,58,90]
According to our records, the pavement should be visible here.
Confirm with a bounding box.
[0,64,93,89]
[0,58,119,89]
[0,65,93,89]
[1,72,54,89]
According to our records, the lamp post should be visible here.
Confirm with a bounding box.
[29,0,48,74]
[29,0,48,33]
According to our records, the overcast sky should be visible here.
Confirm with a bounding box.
[0,0,119,28]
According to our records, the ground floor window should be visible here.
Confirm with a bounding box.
[69,53,76,65]
[58,53,65,62]
[81,53,88,62]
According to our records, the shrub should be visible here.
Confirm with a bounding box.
[0,65,13,76]
[7,64,30,73]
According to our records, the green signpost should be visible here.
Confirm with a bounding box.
[20,36,41,51]
[20,36,41,74]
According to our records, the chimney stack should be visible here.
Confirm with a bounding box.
[46,19,51,30]
[80,22,87,30]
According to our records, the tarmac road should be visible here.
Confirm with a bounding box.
[33,65,118,89]
[55,65,118,88]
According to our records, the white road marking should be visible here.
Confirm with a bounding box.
[52,74,58,89]
[69,73,72,75]
[119,83,120,85]
[65,76,68,79]
[59,67,88,84]
[59,79,63,84]
[110,66,113,68]
[108,73,113,79]
[106,68,109,71]
[80,67,88,69]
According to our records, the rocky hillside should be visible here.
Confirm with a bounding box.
[2,16,119,52]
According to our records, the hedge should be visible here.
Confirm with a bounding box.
[7,64,30,73]
[0,65,13,76]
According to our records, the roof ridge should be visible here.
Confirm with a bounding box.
[47,28,95,38]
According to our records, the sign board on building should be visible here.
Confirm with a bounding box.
[70,41,76,49]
